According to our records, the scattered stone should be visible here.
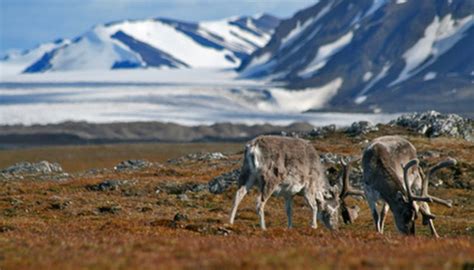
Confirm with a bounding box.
[418,150,441,160]
[50,200,71,210]
[138,206,153,212]
[98,205,122,214]
[7,198,24,207]
[1,161,63,175]
[177,194,189,201]
[390,111,473,141]
[319,153,344,165]
[345,121,378,136]
[86,179,132,192]
[114,160,153,171]
[208,168,240,194]
[168,152,227,164]
[308,124,337,138]
[216,226,232,236]
[156,182,208,195]
[0,225,15,233]
[82,168,111,176]
[173,213,188,222]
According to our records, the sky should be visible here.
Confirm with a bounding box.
[0,0,315,55]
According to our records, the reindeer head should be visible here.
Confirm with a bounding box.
[319,185,341,230]
[319,157,365,230]
[338,158,364,225]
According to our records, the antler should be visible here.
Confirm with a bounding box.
[402,159,419,203]
[339,157,364,199]
[421,158,456,207]
[402,158,455,207]
[339,157,364,224]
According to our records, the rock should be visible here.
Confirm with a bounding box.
[98,204,121,214]
[49,197,72,210]
[390,111,473,141]
[418,150,441,160]
[0,225,15,233]
[156,182,208,195]
[168,152,227,164]
[208,168,240,194]
[345,121,378,136]
[319,153,343,165]
[1,161,63,175]
[308,124,337,138]
[86,179,132,191]
[177,194,189,201]
[114,160,152,171]
[173,213,188,222]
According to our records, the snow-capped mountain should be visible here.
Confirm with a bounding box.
[0,39,70,76]
[240,0,474,115]
[1,14,279,74]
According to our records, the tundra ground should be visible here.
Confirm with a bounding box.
[0,127,473,269]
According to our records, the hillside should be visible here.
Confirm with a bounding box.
[0,122,473,269]
[239,0,474,115]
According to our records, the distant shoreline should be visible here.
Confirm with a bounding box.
[0,121,315,149]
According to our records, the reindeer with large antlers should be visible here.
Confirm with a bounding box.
[229,135,362,230]
[362,135,455,237]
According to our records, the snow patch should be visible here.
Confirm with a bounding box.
[240,52,276,77]
[363,71,373,82]
[298,32,353,78]
[200,17,270,52]
[390,14,474,86]
[358,63,391,96]
[258,78,343,112]
[364,0,389,18]
[396,0,407,4]
[280,2,332,50]
[423,71,437,81]
[354,95,368,104]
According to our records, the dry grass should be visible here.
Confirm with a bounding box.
[0,129,473,269]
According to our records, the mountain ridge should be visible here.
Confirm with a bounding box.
[240,0,474,115]
[1,14,279,75]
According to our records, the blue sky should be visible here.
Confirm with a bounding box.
[0,0,315,55]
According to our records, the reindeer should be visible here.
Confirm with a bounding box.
[229,135,361,230]
[362,135,455,237]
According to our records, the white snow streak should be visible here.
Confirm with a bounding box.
[363,71,373,82]
[358,63,391,96]
[279,2,331,50]
[298,31,353,78]
[423,71,437,81]
[364,0,389,18]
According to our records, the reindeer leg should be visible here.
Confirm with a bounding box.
[256,194,271,230]
[420,202,440,238]
[229,186,247,224]
[379,203,390,233]
[229,176,255,225]
[366,190,382,233]
[303,192,318,229]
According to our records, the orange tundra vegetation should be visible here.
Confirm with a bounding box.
[0,127,473,269]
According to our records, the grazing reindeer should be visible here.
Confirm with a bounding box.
[362,135,455,237]
[229,135,361,230]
